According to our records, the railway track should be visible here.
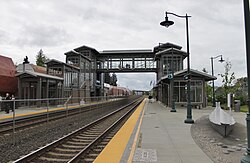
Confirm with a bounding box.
[13,97,143,163]
[0,97,135,135]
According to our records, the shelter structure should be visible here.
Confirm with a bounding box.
[13,42,216,108]
[16,64,63,100]
[154,43,216,107]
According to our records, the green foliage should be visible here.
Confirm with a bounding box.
[240,105,248,113]
[216,76,248,105]
[216,93,227,104]
[110,73,117,86]
[215,62,248,105]
[219,61,235,95]
[36,49,49,67]
[206,82,213,103]
[234,77,248,105]
[236,95,247,105]
[216,61,235,104]
[104,73,111,84]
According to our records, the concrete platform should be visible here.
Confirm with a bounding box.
[95,99,248,163]
[0,101,108,121]
[130,100,213,163]
[2,98,246,162]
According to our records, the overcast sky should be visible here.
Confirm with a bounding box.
[0,0,246,91]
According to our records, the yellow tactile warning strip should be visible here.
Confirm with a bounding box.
[0,101,106,120]
[0,105,79,120]
[94,99,146,163]
[126,101,146,163]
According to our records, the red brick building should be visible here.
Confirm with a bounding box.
[0,55,18,96]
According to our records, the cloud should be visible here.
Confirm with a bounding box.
[0,0,247,90]
[0,29,8,44]
[13,23,69,47]
[117,73,156,91]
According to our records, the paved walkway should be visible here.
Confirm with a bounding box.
[129,101,213,163]
[131,100,247,163]
[2,98,247,163]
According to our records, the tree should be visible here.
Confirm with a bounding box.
[234,77,248,105]
[217,61,235,104]
[110,73,117,86]
[36,49,49,67]
[104,73,111,84]
[219,61,235,94]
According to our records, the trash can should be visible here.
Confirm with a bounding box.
[234,100,241,112]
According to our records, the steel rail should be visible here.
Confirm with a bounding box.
[0,97,128,134]
[68,98,142,162]
[13,97,143,163]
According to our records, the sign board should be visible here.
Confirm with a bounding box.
[167,74,173,79]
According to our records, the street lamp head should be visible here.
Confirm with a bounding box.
[160,14,174,28]
[219,55,225,63]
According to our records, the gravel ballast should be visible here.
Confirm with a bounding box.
[0,104,123,162]
[191,115,247,163]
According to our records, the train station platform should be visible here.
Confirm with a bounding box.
[0,105,75,121]
[94,99,247,163]
[0,98,120,122]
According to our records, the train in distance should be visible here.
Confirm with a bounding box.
[104,83,132,96]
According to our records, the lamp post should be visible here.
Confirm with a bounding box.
[210,55,224,107]
[160,11,194,123]
[170,47,176,112]
[241,0,250,162]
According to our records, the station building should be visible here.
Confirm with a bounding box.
[154,43,216,108]
[16,45,100,101]
[12,42,215,108]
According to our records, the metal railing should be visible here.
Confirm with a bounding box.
[0,95,128,133]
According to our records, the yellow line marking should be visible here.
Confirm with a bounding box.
[0,99,121,120]
[94,99,146,163]
[0,102,98,120]
[127,100,146,163]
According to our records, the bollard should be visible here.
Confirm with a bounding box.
[170,99,176,112]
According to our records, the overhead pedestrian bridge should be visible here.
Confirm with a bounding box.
[97,49,157,73]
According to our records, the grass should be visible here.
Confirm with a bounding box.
[207,103,248,113]
[240,105,248,113]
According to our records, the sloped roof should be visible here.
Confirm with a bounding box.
[46,59,64,65]
[16,64,47,74]
[46,59,80,70]
[16,71,64,80]
[100,49,153,54]
[73,45,99,55]
[154,42,182,53]
[160,69,216,81]
[0,55,16,77]
[30,64,47,74]
[64,50,92,62]
[0,55,17,93]
[155,47,187,59]
[175,69,216,80]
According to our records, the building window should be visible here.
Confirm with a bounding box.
[174,80,203,103]
[82,50,90,57]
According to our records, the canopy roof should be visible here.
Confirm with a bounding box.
[155,47,187,60]
[159,69,216,83]
[16,71,64,80]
